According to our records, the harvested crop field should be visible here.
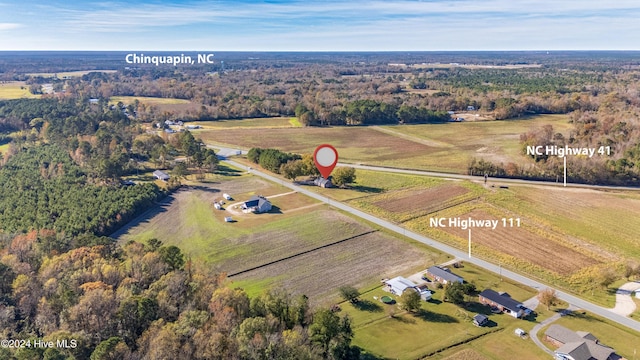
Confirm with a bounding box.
[373,184,470,214]
[198,126,438,164]
[230,231,429,302]
[491,186,640,258]
[439,209,600,275]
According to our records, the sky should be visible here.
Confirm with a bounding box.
[1,0,639,51]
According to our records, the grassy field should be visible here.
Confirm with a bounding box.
[116,175,441,302]
[0,82,41,99]
[198,114,573,173]
[27,70,117,78]
[191,117,301,129]
[538,311,640,360]
[109,95,191,105]
[344,262,542,360]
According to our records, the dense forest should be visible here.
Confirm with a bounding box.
[0,145,161,235]
[0,237,357,360]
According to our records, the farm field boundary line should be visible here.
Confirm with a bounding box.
[338,163,640,191]
[224,159,640,333]
[227,230,378,277]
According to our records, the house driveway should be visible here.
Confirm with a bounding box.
[529,304,580,357]
[610,282,640,316]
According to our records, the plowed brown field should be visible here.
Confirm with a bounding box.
[441,209,599,275]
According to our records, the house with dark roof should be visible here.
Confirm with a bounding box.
[478,289,524,318]
[544,324,621,360]
[242,195,272,214]
[153,170,170,181]
[426,266,464,285]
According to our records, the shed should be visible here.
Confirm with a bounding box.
[223,193,232,200]
[515,328,526,337]
[214,202,222,210]
[420,289,432,301]
[473,314,488,327]
[224,217,233,222]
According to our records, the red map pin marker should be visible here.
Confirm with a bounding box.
[313,144,339,179]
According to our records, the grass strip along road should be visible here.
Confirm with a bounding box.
[225,159,640,333]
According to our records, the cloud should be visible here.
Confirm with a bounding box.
[3,0,640,50]
[0,23,21,30]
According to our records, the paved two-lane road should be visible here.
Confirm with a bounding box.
[225,159,640,333]
[337,163,640,192]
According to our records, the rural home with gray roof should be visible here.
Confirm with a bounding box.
[544,324,621,360]
[478,289,524,318]
[313,176,334,188]
[242,195,272,214]
[426,266,464,285]
[153,170,170,181]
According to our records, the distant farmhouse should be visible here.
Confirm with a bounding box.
[242,195,272,214]
[314,177,334,188]
[426,266,464,285]
[544,324,622,360]
[153,170,170,181]
[478,289,525,318]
